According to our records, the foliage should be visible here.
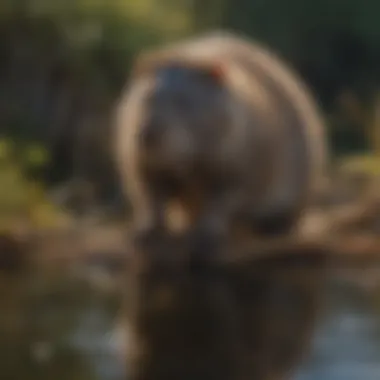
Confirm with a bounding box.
[1,0,380,220]
[0,138,71,230]
[223,0,380,107]
[338,154,380,178]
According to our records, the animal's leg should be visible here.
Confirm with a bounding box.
[126,170,171,258]
[132,191,169,256]
[246,199,300,236]
[187,187,240,269]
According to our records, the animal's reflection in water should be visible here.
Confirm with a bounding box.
[2,225,379,380]
[124,245,328,380]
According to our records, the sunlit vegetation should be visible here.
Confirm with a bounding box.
[0,138,71,231]
[1,0,380,226]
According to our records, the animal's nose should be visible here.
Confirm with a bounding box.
[140,124,161,147]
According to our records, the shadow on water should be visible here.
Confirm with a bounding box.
[1,259,380,380]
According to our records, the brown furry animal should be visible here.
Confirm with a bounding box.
[115,31,328,261]
[122,244,328,380]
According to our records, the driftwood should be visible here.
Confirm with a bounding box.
[0,175,378,276]
[218,177,380,267]
[127,184,380,274]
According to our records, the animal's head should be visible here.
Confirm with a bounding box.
[137,63,233,166]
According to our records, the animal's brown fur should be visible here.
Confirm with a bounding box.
[114,31,328,260]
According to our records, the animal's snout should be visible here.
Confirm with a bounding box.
[139,123,163,148]
[138,115,195,167]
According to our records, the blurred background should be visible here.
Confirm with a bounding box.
[1,1,380,380]
[1,0,380,226]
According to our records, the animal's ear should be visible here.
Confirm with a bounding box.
[203,63,226,82]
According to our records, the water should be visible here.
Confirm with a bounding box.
[1,263,380,380]
[295,277,380,380]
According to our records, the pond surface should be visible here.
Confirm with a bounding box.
[295,273,380,380]
[1,263,380,380]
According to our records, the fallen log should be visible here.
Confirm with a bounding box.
[221,177,380,267]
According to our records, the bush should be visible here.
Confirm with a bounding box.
[0,138,70,231]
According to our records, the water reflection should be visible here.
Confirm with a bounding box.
[0,267,122,380]
[0,264,380,380]
[296,277,380,380]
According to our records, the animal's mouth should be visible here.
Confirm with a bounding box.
[139,146,189,175]
[139,131,196,168]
